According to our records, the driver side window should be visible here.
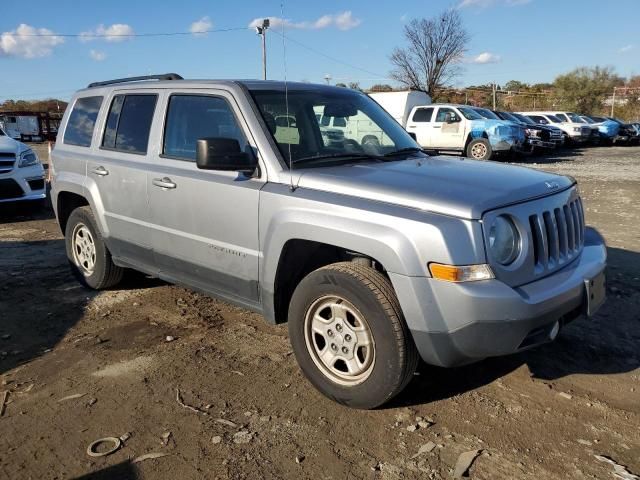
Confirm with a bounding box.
[163,94,249,161]
[435,108,456,123]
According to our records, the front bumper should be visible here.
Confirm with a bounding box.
[0,164,47,203]
[490,136,525,152]
[391,227,606,367]
[527,138,557,149]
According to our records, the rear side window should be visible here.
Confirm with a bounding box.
[412,107,433,122]
[163,95,250,161]
[102,94,157,154]
[64,96,103,147]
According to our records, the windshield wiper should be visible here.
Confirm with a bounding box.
[292,152,385,166]
[383,147,426,157]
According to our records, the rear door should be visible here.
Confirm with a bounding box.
[146,90,264,306]
[86,91,158,267]
[405,107,434,147]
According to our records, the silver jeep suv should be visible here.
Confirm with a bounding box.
[51,74,607,409]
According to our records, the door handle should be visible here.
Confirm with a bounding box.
[433,126,442,129]
[91,166,109,176]
[152,177,177,189]
[407,125,416,128]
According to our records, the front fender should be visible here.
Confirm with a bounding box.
[258,183,486,320]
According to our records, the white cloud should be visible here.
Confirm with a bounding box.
[89,49,106,61]
[469,52,502,64]
[248,11,361,31]
[190,16,213,36]
[80,24,135,42]
[620,44,634,53]
[459,0,531,7]
[0,24,64,59]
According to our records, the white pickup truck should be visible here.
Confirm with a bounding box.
[518,111,591,145]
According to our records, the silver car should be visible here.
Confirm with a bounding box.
[51,75,607,409]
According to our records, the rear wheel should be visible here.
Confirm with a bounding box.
[65,206,123,290]
[466,138,492,160]
[288,262,418,409]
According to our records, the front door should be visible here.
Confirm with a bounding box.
[147,91,264,307]
[431,107,465,149]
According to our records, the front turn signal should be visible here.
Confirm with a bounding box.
[428,263,494,283]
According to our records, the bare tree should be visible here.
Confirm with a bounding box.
[390,10,469,98]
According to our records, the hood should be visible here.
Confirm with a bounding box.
[296,155,573,219]
[0,135,27,155]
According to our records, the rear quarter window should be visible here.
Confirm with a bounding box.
[63,96,103,147]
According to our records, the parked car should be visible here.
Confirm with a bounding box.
[383,102,524,160]
[494,110,560,151]
[579,115,620,144]
[549,112,600,145]
[51,75,607,409]
[519,112,591,145]
[509,112,564,148]
[603,117,640,145]
[0,126,47,204]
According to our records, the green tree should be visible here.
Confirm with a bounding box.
[553,66,624,114]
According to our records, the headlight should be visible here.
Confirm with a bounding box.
[525,128,541,137]
[488,215,520,265]
[573,127,581,133]
[18,149,40,168]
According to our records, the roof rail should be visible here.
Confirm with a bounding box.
[87,73,183,88]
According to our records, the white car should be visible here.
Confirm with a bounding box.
[0,127,46,204]
[519,111,591,145]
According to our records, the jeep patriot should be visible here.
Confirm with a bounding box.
[51,74,607,409]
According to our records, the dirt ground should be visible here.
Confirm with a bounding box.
[1,144,639,480]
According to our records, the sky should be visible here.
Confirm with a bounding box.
[0,0,638,101]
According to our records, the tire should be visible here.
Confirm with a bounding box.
[465,138,492,160]
[288,262,419,409]
[65,206,123,290]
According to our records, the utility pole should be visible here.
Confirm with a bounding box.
[324,74,332,85]
[611,87,617,117]
[492,83,497,110]
[255,19,270,80]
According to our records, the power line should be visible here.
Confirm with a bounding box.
[8,27,249,38]
[271,30,388,80]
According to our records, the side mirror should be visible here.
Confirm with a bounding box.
[196,138,256,173]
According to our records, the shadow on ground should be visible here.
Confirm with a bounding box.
[71,461,138,480]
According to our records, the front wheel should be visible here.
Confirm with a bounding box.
[466,138,492,160]
[288,262,419,409]
[65,206,124,290]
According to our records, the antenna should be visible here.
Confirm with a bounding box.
[280,1,295,191]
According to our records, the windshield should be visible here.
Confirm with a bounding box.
[581,116,595,124]
[566,112,585,123]
[250,87,422,167]
[512,113,536,125]
[498,111,519,122]
[546,115,562,123]
[473,108,500,120]
[458,107,484,120]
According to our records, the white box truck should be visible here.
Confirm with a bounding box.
[369,90,431,126]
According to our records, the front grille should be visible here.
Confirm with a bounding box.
[0,178,25,200]
[581,127,590,136]
[528,197,585,274]
[0,152,15,174]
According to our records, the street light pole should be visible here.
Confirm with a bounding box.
[611,87,617,117]
[255,19,270,80]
